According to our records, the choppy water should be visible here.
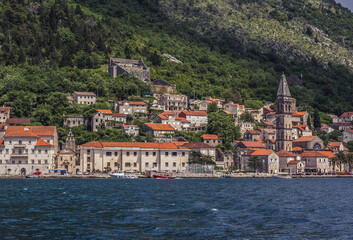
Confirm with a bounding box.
[0,178,352,239]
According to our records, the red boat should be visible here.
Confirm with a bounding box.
[152,171,176,179]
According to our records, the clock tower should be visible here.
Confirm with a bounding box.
[275,74,293,152]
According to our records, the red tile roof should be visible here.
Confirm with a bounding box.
[277,150,297,157]
[4,126,56,137]
[0,107,10,114]
[179,111,208,116]
[240,141,266,149]
[293,136,316,142]
[328,142,342,148]
[144,123,175,131]
[292,111,307,117]
[172,141,189,146]
[287,160,301,165]
[36,138,54,147]
[96,109,112,115]
[340,112,353,118]
[346,130,353,134]
[6,118,31,125]
[301,151,327,158]
[123,125,139,129]
[201,134,222,140]
[80,141,103,148]
[248,130,260,135]
[317,151,335,159]
[292,147,303,151]
[249,149,274,156]
[0,139,4,146]
[129,101,147,105]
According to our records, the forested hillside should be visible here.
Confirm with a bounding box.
[0,0,353,126]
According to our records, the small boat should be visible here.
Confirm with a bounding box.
[152,171,176,179]
[273,175,292,179]
[110,171,137,179]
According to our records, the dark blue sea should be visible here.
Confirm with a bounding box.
[0,178,352,239]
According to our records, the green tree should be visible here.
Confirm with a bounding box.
[247,156,262,173]
[345,141,353,152]
[207,112,240,143]
[239,112,255,123]
[189,150,215,165]
[207,102,218,113]
[313,108,321,129]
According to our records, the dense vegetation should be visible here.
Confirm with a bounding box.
[0,0,353,144]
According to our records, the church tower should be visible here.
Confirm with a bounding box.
[275,74,293,152]
[65,129,76,151]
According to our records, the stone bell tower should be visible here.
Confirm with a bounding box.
[275,74,293,152]
[65,129,76,151]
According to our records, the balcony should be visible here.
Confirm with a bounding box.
[11,153,29,158]
[14,144,26,148]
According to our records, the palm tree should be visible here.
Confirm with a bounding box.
[345,153,353,172]
[247,156,262,173]
[335,151,347,171]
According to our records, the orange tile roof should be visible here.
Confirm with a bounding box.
[292,147,303,151]
[292,111,307,117]
[81,141,103,148]
[263,121,274,126]
[328,142,342,148]
[36,138,54,147]
[96,109,112,115]
[179,111,208,116]
[317,151,335,158]
[201,134,222,140]
[301,151,327,158]
[293,136,316,142]
[347,130,353,134]
[249,149,274,156]
[248,130,260,135]
[0,139,4,146]
[4,126,56,137]
[144,123,175,131]
[0,107,10,114]
[277,150,297,157]
[240,141,266,148]
[129,102,147,105]
[172,141,189,146]
[123,125,139,129]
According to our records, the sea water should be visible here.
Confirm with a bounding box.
[0,178,352,239]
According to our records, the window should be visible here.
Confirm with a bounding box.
[38,160,41,164]
[114,162,118,166]
[19,149,22,154]
[153,152,156,156]
[173,162,176,167]
[145,162,149,167]
[146,152,149,156]
[32,160,34,164]
[19,140,22,144]
[182,163,185,167]
[125,163,131,167]
[45,150,48,154]
[9,141,12,144]
[12,161,15,164]
[87,157,91,162]
[182,152,185,157]
[45,160,48,164]
[87,150,90,154]
[165,152,169,156]
[0,160,2,164]
[172,152,177,157]
[32,150,34,154]
[134,163,137,167]
[106,152,112,156]
[134,152,137,156]
[107,162,110,167]
[153,163,157,168]
[38,150,41,154]
[126,152,130,156]
[12,149,15,154]
[19,161,22,164]
[165,162,169,167]
[115,152,118,157]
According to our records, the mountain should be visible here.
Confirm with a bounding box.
[0,0,353,125]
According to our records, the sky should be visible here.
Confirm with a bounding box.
[335,0,353,12]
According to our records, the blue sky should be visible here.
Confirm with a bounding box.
[335,0,353,12]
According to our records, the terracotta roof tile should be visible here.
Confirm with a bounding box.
[249,149,274,156]
[0,139,4,146]
[144,123,175,131]
[277,150,297,157]
[287,160,301,164]
[292,147,303,151]
[96,109,112,115]
[36,138,54,147]
[181,142,214,149]
[301,151,327,158]
[4,126,56,137]
[179,111,208,116]
[240,141,266,148]
[74,92,96,96]
[112,113,126,117]
[201,134,222,140]
[293,136,316,142]
[6,118,31,125]
[340,112,353,118]
[317,151,335,158]
[0,107,10,114]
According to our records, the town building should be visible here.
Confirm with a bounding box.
[153,112,190,131]
[244,130,260,141]
[238,149,279,174]
[331,122,353,131]
[6,118,30,126]
[56,130,78,174]
[293,136,324,151]
[292,111,309,126]
[108,58,150,82]
[223,102,245,117]
[236,141,267,149]
[91,109,113,132]
[115,101,147,115]
[277,150,299,173]
[342,129,353,144]
[259,128,276,141]
[151,79,177,94]
[181,143,216,160]
[144,123,176,143]
[300,151,329,174]
[0,107,11,124]
[178,111,208,127]
[198,97,223,111]
[327,142,348,153]
[158,93,188,111]
[292,125,312,139]
[122,125,139,136]
[70,92,96,105]
[0,126,58,176]
[339,112,353,123]
[275,74,293,152]
[63,116,88,128]
[79,142,192,173]
[201,134,223,147]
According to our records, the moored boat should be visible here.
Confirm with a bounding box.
[110,171,137,179]
[152,171,176,179]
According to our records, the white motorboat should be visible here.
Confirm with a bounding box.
[110,171,138,179]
